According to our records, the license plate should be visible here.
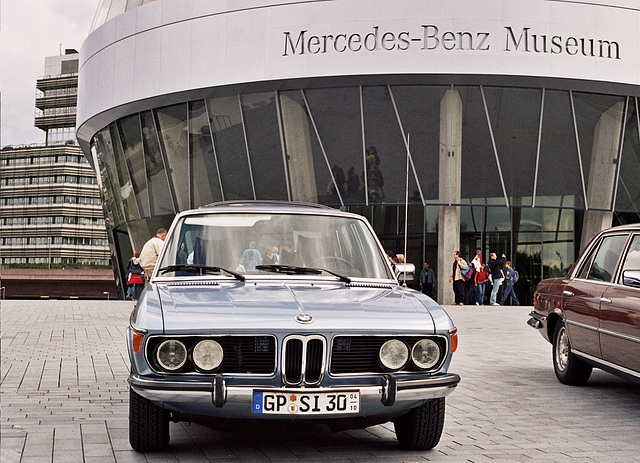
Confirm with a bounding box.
[252,390,360,415]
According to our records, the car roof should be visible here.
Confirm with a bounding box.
[599,223,640,234]
[188,200,360,218]
[198,200,336,213]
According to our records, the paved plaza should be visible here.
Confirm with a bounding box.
[2,300,639,462]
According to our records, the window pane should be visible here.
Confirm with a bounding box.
[620,234,640,281]
[189,100,222,207]
[305,87,364,206]
[206,96,253,200]
[587,234,627,282]
[484,87,542,206]
[241,92,287,200]
[362,86,420,204]
[109,123,140,220]
[117,114,150,218]
[106,0,127,21]
[615,99,640,212]
[279,90,325,203]
[155,104,189,211]
[391,85,446,202]
[574,92,626,211]
[537,90,583,208]
[91,136,123,226]
[459,87,504,202]
[140,110,174,215]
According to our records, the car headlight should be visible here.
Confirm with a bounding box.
[156,339,187,371]
[411,339,441,370]
[379,339,409,370]
[192,339,224,371]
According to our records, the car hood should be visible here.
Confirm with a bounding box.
[156,281,437,333]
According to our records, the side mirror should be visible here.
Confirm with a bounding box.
[395,263,415,282]
[622,269,640,289]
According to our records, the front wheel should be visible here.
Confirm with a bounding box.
[129,387,170,452]
[393,398,445,450]
[552,321,592,385]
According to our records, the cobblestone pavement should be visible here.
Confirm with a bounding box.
[2,300,639,463]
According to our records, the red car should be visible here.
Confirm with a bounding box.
[529,224,640,386]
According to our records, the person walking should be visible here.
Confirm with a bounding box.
[448,251,468,305]
[139,228,167,282]
[242,241,262,271]
[487,252,505,305]
[500,261,520,306]
[419,262,436,299]
[126,251,145,300]
[475,263,489,305]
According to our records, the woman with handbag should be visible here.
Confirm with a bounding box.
[448,251,468,305]
[126,251,145,300]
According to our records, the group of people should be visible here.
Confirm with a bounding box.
[328,145,385,201]
[236,242,298,272]
[448,251,520,306]
[127,229,521,308]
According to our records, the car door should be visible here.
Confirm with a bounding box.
[562,234,628,358]
[599,234,640,374]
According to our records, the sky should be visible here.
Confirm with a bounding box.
[1,0,100,147]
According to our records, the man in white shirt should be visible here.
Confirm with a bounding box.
[140,228,167,282]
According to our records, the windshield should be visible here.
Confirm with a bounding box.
[157,212,394,280]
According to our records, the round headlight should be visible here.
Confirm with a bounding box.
[379,339,409,370]
[192,340,224,371]
[411,339,441,370]
[156,340,187,371]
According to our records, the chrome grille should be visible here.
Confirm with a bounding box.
[282,335,326,385]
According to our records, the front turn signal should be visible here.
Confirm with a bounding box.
[450,331,458,353]
[132,332,145,354]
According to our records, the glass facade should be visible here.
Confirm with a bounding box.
[90,84,640,301]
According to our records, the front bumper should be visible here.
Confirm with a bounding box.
[129,372,460,417]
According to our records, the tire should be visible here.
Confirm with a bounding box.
[129,387,170,452]
[393,398,445,450]
[552,321,592,385]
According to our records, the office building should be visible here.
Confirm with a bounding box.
[1,50,111,297]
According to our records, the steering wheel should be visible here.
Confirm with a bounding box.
[311,255,357,271]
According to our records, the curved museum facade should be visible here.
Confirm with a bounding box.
[77,0,640,302]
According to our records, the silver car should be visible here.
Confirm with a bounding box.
[127,201,460,451]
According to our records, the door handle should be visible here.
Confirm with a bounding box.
[600,298,612,304]
[563,290,574,297]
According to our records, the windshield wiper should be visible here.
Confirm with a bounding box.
[255,264,351,284]
[158,264,245,282]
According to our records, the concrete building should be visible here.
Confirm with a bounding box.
[0,50,112,298]
[76,0,640,303]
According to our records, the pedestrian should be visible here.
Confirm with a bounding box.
[448,251,468,305]
[242,241,262,271]
[331,163,346,195]
[420,262,436,299]
[386,250,396,272]
[139,228,167,282]
[475,263,489,305]
[263,247,279,265]
[500,261,520,306]
[487,252,506,305]
[371,164,385,199]
[125,251,145,300]
[347,167,360,194]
